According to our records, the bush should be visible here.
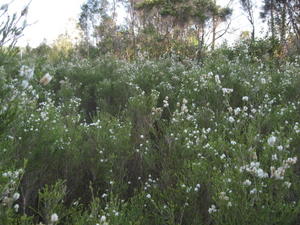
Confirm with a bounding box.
[1,43,300,224]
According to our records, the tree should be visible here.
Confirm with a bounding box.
[239,0,256,41]
[211,1,232,50]
[78,0,110,45]
[134,0,232,58]
[121,0,138,58]
[79,0,128,58]
[261,0,300,45]
[261,0,276,39]
[78,0,232,59]
[286,1,300,41]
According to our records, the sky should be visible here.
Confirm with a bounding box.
[3,0,264,47]
[5,0,86,46]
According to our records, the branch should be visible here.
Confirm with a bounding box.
[215,20,234,41]
[0,0,31,49]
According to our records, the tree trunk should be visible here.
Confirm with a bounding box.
[251,22,255,41]
[129,0,136,59]
[280,1,287,45]
[212,14,216,50]
[270,0,275,40]
[112,0,117,22]
[197,24,205,61]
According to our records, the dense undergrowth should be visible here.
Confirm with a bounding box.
[1,42,300,225]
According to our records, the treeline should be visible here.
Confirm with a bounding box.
[74,0,300,60]
[1,0,299,61]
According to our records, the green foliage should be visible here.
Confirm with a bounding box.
[37,180,66,225]
[76,0,232,60]
[261,0,300,43]
[2,0,300,223]
[1,38,300,225]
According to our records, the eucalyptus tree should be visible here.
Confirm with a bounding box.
[260,0,276,40]
[134,0,232,57]
[78,0,232,58]
[239,0,256,41]
[211,1,232,50]
[79,0,129,57]
[79,0,110,45]
[286,1,300,41]
[261,0,300,44]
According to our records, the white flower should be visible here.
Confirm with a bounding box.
[50,213,59,222]
[40,73,53,85]
[242,96,249,101]
[250,161,260,168]
[277,145,283,151]
[102,193,108,198]
[2,172,8,177]
[14,204,19,212]
[194,183,201,191]
[256,168,268,178]
[234,107,241,115]
[222,88,233,95]
[272,154,278,161]
[227,201,232,207]
[267,136,277,147]
[100,215,106,222]
[284,181,291,188]
[231,140,237,145]
[250,188,257,194]
[13,192,20,200]
[215,75,221,84]
[208,204,217,214]
[219,192,229,201]
[220,154,226,159]
[21,80,29,88]
[273,167,285,180]
[228,116,235,123]
[163,96,169,107]
[284,157,298,167]
[146,194,151,199]
[243,179,252,186]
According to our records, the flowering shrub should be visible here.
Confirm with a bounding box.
[0,46,300,224]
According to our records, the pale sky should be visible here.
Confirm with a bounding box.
[3,0,264,47]
[7,0,86,46]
